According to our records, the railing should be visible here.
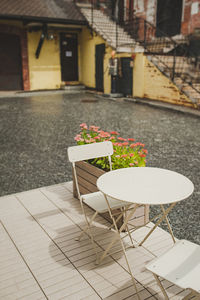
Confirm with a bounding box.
[121,11,200,99]
[74,0,200,103]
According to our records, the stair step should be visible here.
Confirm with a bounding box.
[80,7,138,49]
[148,55,200,104]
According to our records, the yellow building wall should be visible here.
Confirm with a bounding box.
[133,54,195,108]
[79,27,112,94]
[28,31,61,90]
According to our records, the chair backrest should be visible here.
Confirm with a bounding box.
[68,141,113,163]
[68,141,114,200]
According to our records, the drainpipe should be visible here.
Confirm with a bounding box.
[35,24,47,59]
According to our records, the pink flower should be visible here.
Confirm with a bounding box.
[94,136,100,140]
[74,134,81,141]
[90,138,96,143]
[80,123,88,129]
[142,149,148,154]
[138,143,145,147]
[74,137,84,142]
[129,163,134,166]
[118,137,126,141]
[110,131,119,135]
[99,131,111,138]
[128,138,135,141]
[109,136,115,140]
[117,143,123,147]
[89,125,100,132]
[115,155,120,158]
[122,142,129,146]
[130,143,137,148]
[129,153,134,157]
[135,161,138,165]
[121,154,127,158]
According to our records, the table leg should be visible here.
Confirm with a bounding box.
[139,202,176,246]
[160,204,176,244]
[98,203,139,264]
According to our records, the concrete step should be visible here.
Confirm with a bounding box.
[61,85,85,91]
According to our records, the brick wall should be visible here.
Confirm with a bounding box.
[132,0,200,37]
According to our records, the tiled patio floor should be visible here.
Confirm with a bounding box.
[0,182,190,300]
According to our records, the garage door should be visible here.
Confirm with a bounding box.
[0,33,23,90]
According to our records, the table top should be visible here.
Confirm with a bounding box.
[96,167,194,205]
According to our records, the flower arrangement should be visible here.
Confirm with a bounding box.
[74,123,148,171]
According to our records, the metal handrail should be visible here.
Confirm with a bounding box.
[74,0,200,104]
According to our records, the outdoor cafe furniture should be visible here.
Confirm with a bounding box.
[68,142,194,300]
[68,141,140,297]
[97,167,194,299]
[97,167,194,247]
[146,239,200,299]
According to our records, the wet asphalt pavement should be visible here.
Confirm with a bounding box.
[0,91,199,244]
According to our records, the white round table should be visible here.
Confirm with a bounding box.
[97,167,194,245]
[97,167,194,205]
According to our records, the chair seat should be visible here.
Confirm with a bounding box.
[146,239,200,292]
[81,191,130,213]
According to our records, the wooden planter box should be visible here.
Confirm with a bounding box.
[73,161,149,227]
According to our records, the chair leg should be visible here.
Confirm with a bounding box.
[102,196,141,300]
[98,204,138,264]
[75,211,98,241]
[107,202,141,300]
[124,207,135,247]
[80,203,99,263]
[153,274,169,300]
[107,210,124,230]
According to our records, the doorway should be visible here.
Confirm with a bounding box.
[60,33,78,82]
[156,0,183,37]
[119,57,133,96]
[0,33,23,90]
[95,43,105,92]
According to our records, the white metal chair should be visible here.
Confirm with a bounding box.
[146,239,200,299]
[68,141,132,256]
[68,141,141,300]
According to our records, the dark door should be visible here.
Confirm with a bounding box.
[95,43,105,92]
[60,33,78,81]
[118,0,124,24]
[0,33,22,90]
[156,0,183,37]
[119,57,133,96]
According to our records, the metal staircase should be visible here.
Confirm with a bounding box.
[122,16,200,108]
[75,0,200,108]
[76,3,142,52]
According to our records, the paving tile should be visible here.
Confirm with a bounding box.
[81,293,102,300]
[43,274,86,295]
[40,269,79,288]
[47,281,93,300]
[0,184,186,300]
